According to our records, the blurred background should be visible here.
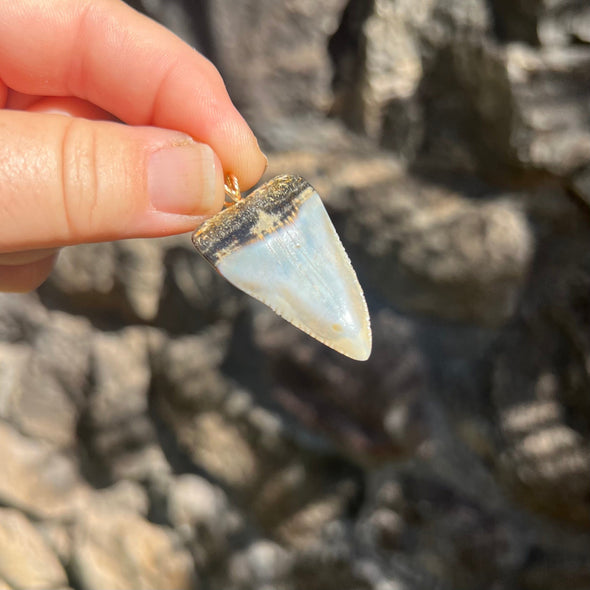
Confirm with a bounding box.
[1,0,590,588]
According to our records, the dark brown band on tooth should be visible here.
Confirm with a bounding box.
[192,175,314,266]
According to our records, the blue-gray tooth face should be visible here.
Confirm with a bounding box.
[192,175,371,361]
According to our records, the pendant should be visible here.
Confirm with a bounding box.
[192,174,371,361]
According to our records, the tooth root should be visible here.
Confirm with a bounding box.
[192,175,372,361]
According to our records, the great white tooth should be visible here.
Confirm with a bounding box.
[192,175,371,361]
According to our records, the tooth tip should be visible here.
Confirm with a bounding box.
[355,342,373,362]
[338,326,372,361]
[346,349,371,362]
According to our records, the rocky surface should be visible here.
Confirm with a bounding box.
[1,0,590,588]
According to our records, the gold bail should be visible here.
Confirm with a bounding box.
[224,173,242,208]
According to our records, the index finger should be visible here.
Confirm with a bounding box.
[0,0,266,189]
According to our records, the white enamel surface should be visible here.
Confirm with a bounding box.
[217,193,372,360]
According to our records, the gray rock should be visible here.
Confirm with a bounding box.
[87,327,151,429]
[229,540,293,588]
[36,481,149,576]
[94,479,150,516]
[0,509,68,590]
[491,250,590,527]
[253,307,429,458]
[0,421,89,520]
[155,365,363,548]
[364,469,529,590]
[0,310,92,448]
[0,2,589,590]
[570,164,590,209]
[130,0,204,49]
[0,343,31,423]
[157,239,247,332]
[167,474,228,532]
[455,42,590,177]
[330,0,490,164]
[492,0,590,46]
[151,324,232,410]
[0,293,48,342]
[208,0,348,128]
[45,237,198,323]
[48,243,117,298]
[166,473,241,568]
[343,174,533,325]
[115,238,168,321]
[70,503,194,590]
[36,521,74,569]
[329,1,590,180]
[80,327,169,483]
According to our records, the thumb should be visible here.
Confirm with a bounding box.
[0,109,225,253]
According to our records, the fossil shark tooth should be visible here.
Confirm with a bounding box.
[192,174,371,361]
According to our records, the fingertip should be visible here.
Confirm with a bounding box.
[151,61,267,193]
[238,138,268,192]
[220,118,268,192]
[210,149,227,214]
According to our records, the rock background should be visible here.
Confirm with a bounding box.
[2,0,590,588]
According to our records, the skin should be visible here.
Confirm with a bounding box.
[0,0,267,292]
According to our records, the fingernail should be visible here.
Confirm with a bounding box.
[148,142,218,215]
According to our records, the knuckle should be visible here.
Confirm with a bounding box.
[59,117,99,240]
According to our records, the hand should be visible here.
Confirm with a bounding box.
[0,0,267,292]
